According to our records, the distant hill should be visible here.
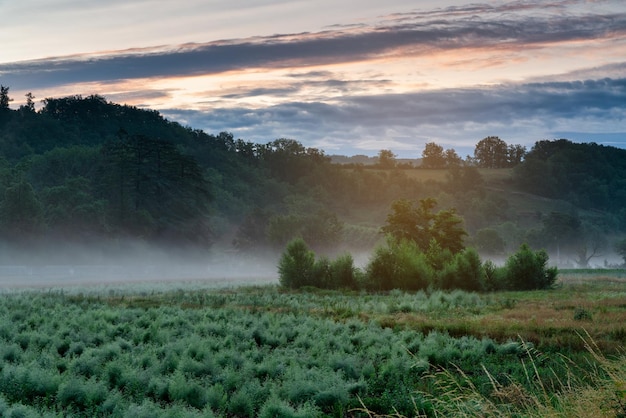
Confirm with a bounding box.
[330,154,422,166]
[513,139,626,212]
[0,93,624,266]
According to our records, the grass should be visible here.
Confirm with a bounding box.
[0,274,624,416]
[66,274,626,354]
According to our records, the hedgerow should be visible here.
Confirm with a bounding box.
[278,237,557,292]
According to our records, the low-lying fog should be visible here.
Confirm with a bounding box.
[0,239,622,291]
[0,240,279,289]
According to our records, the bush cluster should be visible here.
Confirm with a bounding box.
[278,238,362,289]
[279,238,557,292]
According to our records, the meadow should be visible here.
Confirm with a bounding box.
[0,273,624,417]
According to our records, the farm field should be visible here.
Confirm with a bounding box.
[0,273,625,417]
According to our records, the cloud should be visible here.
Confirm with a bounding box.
[1,3,625,90]
[1,0,624,157]
[161,76,626,156]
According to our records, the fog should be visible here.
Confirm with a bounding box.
[480,250,624,270]
[1,238,622,292]
[0,240,280,290]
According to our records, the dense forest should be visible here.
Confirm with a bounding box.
[0,89,625,267]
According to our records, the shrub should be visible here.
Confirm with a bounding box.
[258,397,300,418]
[425,239,453,271]
[57,377,106,411]
[168,372,207,409]
[574,307,593,321]
[227,389,255,417]
[205,383,227,413]
[311,256,331,288]
[279,239,362,289]
[259,397,321,418]
[314,386,349,414]
[278,238,316,288]
[2,344,21,363]
[329,253,359,289]
[5,403,40,418]
[481,260,505,291]
[504,243,558,290]
[121,400,162,418]
[453,248,484,291]
[433,245,484,291]
[365,239,432,291]
[365,245,396,291]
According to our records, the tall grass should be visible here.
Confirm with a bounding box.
[0,284,623,416]
[352,332,626,417]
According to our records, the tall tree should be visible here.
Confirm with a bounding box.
[444,148,462,167]
[19,92,36,113]
[0,180,43,236]
[507,144,527,166]
[377,149,397,169]
[474,136,509,168]
[421,142,446,168]
[101,133,210,241]
[381,197,467,253]
[0,85,11,110]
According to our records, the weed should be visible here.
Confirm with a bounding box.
[574,307,593,321]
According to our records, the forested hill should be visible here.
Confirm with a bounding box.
[0,94,625,265]
[513,139,626,212]
[0,95,341,249]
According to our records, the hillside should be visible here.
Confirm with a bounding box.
[0,95,625,267]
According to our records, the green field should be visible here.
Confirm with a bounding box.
[0,274,625,417]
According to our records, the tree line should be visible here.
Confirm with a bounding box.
[278,197,558,291]
[1,86,625,264]
[373,136,526,169]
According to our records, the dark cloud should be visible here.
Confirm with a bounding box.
[105,89,173,103]
[221,87,301,99]
[1,1,623,156]
[1,5,625,90]
[161,76,626,155]
[249,78,626,128]
[216,77,390,100]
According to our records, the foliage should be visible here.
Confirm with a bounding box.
[445,165,484,193]
[381,198,467,254]
[422,142,462,168]
[0,283,623,417]
[277,238,361,289]
[573,307,593,321]
[327,253,361,289]
[504,243,558,290]
[0,92,622,261]
[0,85,11,110]
[365,238,433,291]
[364,236,500,292]
[474,136,525,168]
[277,238,317,288]
[100,133,211,242]
[0,180,43,237]
[275,198,556,293]
[421,142,446,168]
[376,149,397,169]
[435,247,484,291]
[514,139,626,214]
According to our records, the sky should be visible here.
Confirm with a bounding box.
[1,0,625,158]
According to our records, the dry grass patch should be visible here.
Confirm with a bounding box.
[364,287,626,353]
